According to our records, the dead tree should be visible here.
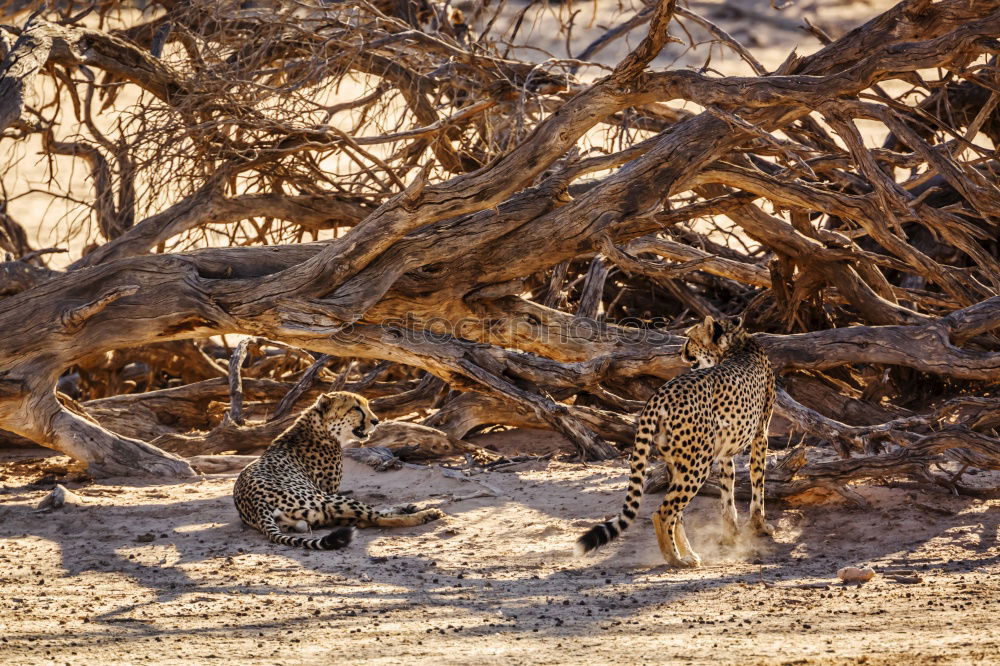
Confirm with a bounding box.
[0,0,998,497]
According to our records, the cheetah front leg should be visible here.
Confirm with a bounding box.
[717,456,739,545]
[748,424,774,537]
[321,494,444,528]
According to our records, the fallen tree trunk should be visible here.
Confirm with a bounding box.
[1,0,999,487]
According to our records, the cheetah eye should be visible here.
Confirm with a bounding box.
[680,342,696,364]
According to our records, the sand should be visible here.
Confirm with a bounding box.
[2,434,999,665]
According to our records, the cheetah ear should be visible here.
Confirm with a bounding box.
[711,319,726,344]
[688,315,715,343]
[685,316,711,345]
[732,315,744,329]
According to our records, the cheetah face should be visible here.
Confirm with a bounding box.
[680,338,716,370]
[682,315,745,369]
[315,391,380,443]
[347,402,380,441]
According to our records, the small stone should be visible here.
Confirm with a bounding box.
[34,484,84,511]
[837,566,876,583]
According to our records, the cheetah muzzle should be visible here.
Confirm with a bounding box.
[233,390,445,550]
[576,315,776,567]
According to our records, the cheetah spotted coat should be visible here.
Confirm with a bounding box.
[577,316,775,567]
[233,391,444,550]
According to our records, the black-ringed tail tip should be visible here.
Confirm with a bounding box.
[317,526,355,550]
[575,521,622,556]
[289,526,355,550]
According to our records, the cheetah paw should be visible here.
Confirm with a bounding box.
[391,504,419,515]
[418,508,446,524]
[675,553,702,569]
[752,520,776,538]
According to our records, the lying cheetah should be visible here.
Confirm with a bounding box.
[234,391,444,550]
[576,315,775,567]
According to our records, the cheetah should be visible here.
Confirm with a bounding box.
[576,315,775,567]
[234,391,444,550]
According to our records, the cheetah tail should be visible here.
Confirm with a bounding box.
[258,510,355,550]
[575,441,650,557]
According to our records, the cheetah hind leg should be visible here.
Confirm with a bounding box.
[652,509,697,568]
[651,461,688,567]
[672,515,701,568]
[273,510,311,533]
[655,459,710,568]
[652,510,678,565]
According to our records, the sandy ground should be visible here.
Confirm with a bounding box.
[2,434,999,665]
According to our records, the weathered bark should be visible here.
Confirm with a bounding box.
[0,11,51,132]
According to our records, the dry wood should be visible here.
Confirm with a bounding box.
[0,0,998,496]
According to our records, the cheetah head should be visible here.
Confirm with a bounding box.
[680,315,745,369]
[313,391,380,444]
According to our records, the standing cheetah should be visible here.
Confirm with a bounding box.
[576,315,775,567]
[234,391,444,550]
